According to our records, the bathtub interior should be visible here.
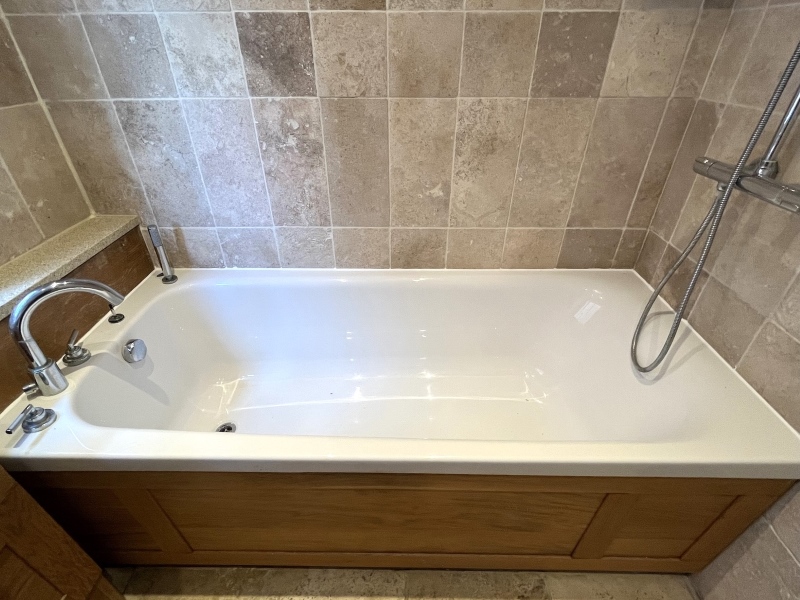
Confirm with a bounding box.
[55,269,774,445]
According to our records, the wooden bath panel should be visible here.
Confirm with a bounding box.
[11,472,794,573]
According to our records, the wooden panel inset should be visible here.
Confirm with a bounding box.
[0,545,62,600]
[12,471,795,573]
[88,576,125,600]
[0,226,152,411]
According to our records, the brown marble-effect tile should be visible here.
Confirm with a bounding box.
[79,0,154,9]
[310,0,385,7]
[388,12,462,98]
[627,97,695,228]
[460,12,540,98]
[391,228,447,268]
[160,227,224,267]
[509,98,596,227]
[389,99,455,227]
[276,227,334,267]
[601,9,696,97]
[0,227,152,412]
[767,483,800,561]
[612,228,646,268]
[0,0,75,12]
[732,5,800,108]
[687,276,762,365]
[232,0,307,8]
[0,104,89,237]
[321,99,389,227]
[466,0,543,7]
[183,99,272,228]
[692,518,800,600]
[568,97,664,228]
[446,229,505,269]
[9,15,107,101]
[0,162,43,264]
[48,101,152,222]
[253,98,330,227]
[530,11,618,99]
[545,0,621,7]
[389,0,462,7]
[701,9,759,103]
[154,0,227,8]
[672,8,731,98]
[236,12,316,97]
[775,276,800,341]
[0,21,36,108]
[218,228,280,268]
[82,14,176,99]
[407,571,547,600]
[312,12,387,98]
[159,13,247,98]
[116,100,213,227]
[634,231,666,285]
[651,242,709,312]
[333,228,390,268]
[501,229,564,268]
[450,98,527,227]
[546,573,695,600]
[650,99,721,239]
[557,228,622,268]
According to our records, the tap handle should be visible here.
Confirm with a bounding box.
[6,404,33,435]
[67,329,79,349]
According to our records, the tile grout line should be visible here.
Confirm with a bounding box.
[444,6,467,269]
[154,12,224,266]
[721,4,767,108]
[695,2,735,104]
[0,150,45,240]
[385,8,391,269]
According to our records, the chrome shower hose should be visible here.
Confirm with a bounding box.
[631,40,800,373]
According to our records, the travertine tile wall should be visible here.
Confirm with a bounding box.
[632,1,800,597]
[0,0,716,269]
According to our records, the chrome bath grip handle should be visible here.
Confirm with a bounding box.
[6,404,33,434]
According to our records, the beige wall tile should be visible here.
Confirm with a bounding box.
[767,484,800,562]
[159,13,247,98]
[232,0,308,8]
[688,276,762,364]
[731,5,800,108]
[701,9,759,103]
[693,518,800,600]
[446,228,505,268]
[312,12,387,98]
[183,99,272,227]
[333,228,390,268]
[651,243,709,312]
[48,100,153,221]
[390,99,455,227]
[634,231,666,284]
[569,97,664,228]
[310,0,386,7]
[460,12,540,97]
[466,0,543,7]
[0,0,75,12]
[407,571,546,600]
[557,228,621,268]
[650,99,721,239]
[10,16,107,100]
[612,228,646,268]
[154,0,228,8]
[509,98,596,227]
[80,0,154,9]
[391,228,447,268]
[545,0,621,7]
[159,227,224,268]
[218,228,280,268]
[546,573,694,600]
[388,12,462,98]
[0,162,43,264]
[775,277,800,341]
[0,21,36,108]
[530,11,618,99]
[276,227,334,267]
[0,104,89,237]
[253,98,330,227]
[236,12,316,97]
[321,99,389,227]
[116,100,213,227]
[627,97,694,228]
[451,98,526,227]
[601,9,696,97]
[672,8,731,98]
[501,229,563,268]
[83,14,175,99]
[389,0,462,8]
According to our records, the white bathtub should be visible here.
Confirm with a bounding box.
[1,268,799,478]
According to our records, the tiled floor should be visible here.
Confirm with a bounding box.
[106,567,699,600]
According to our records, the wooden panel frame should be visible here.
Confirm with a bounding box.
[13,471,794,574]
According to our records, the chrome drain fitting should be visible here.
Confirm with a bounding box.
[215,422,236,433]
